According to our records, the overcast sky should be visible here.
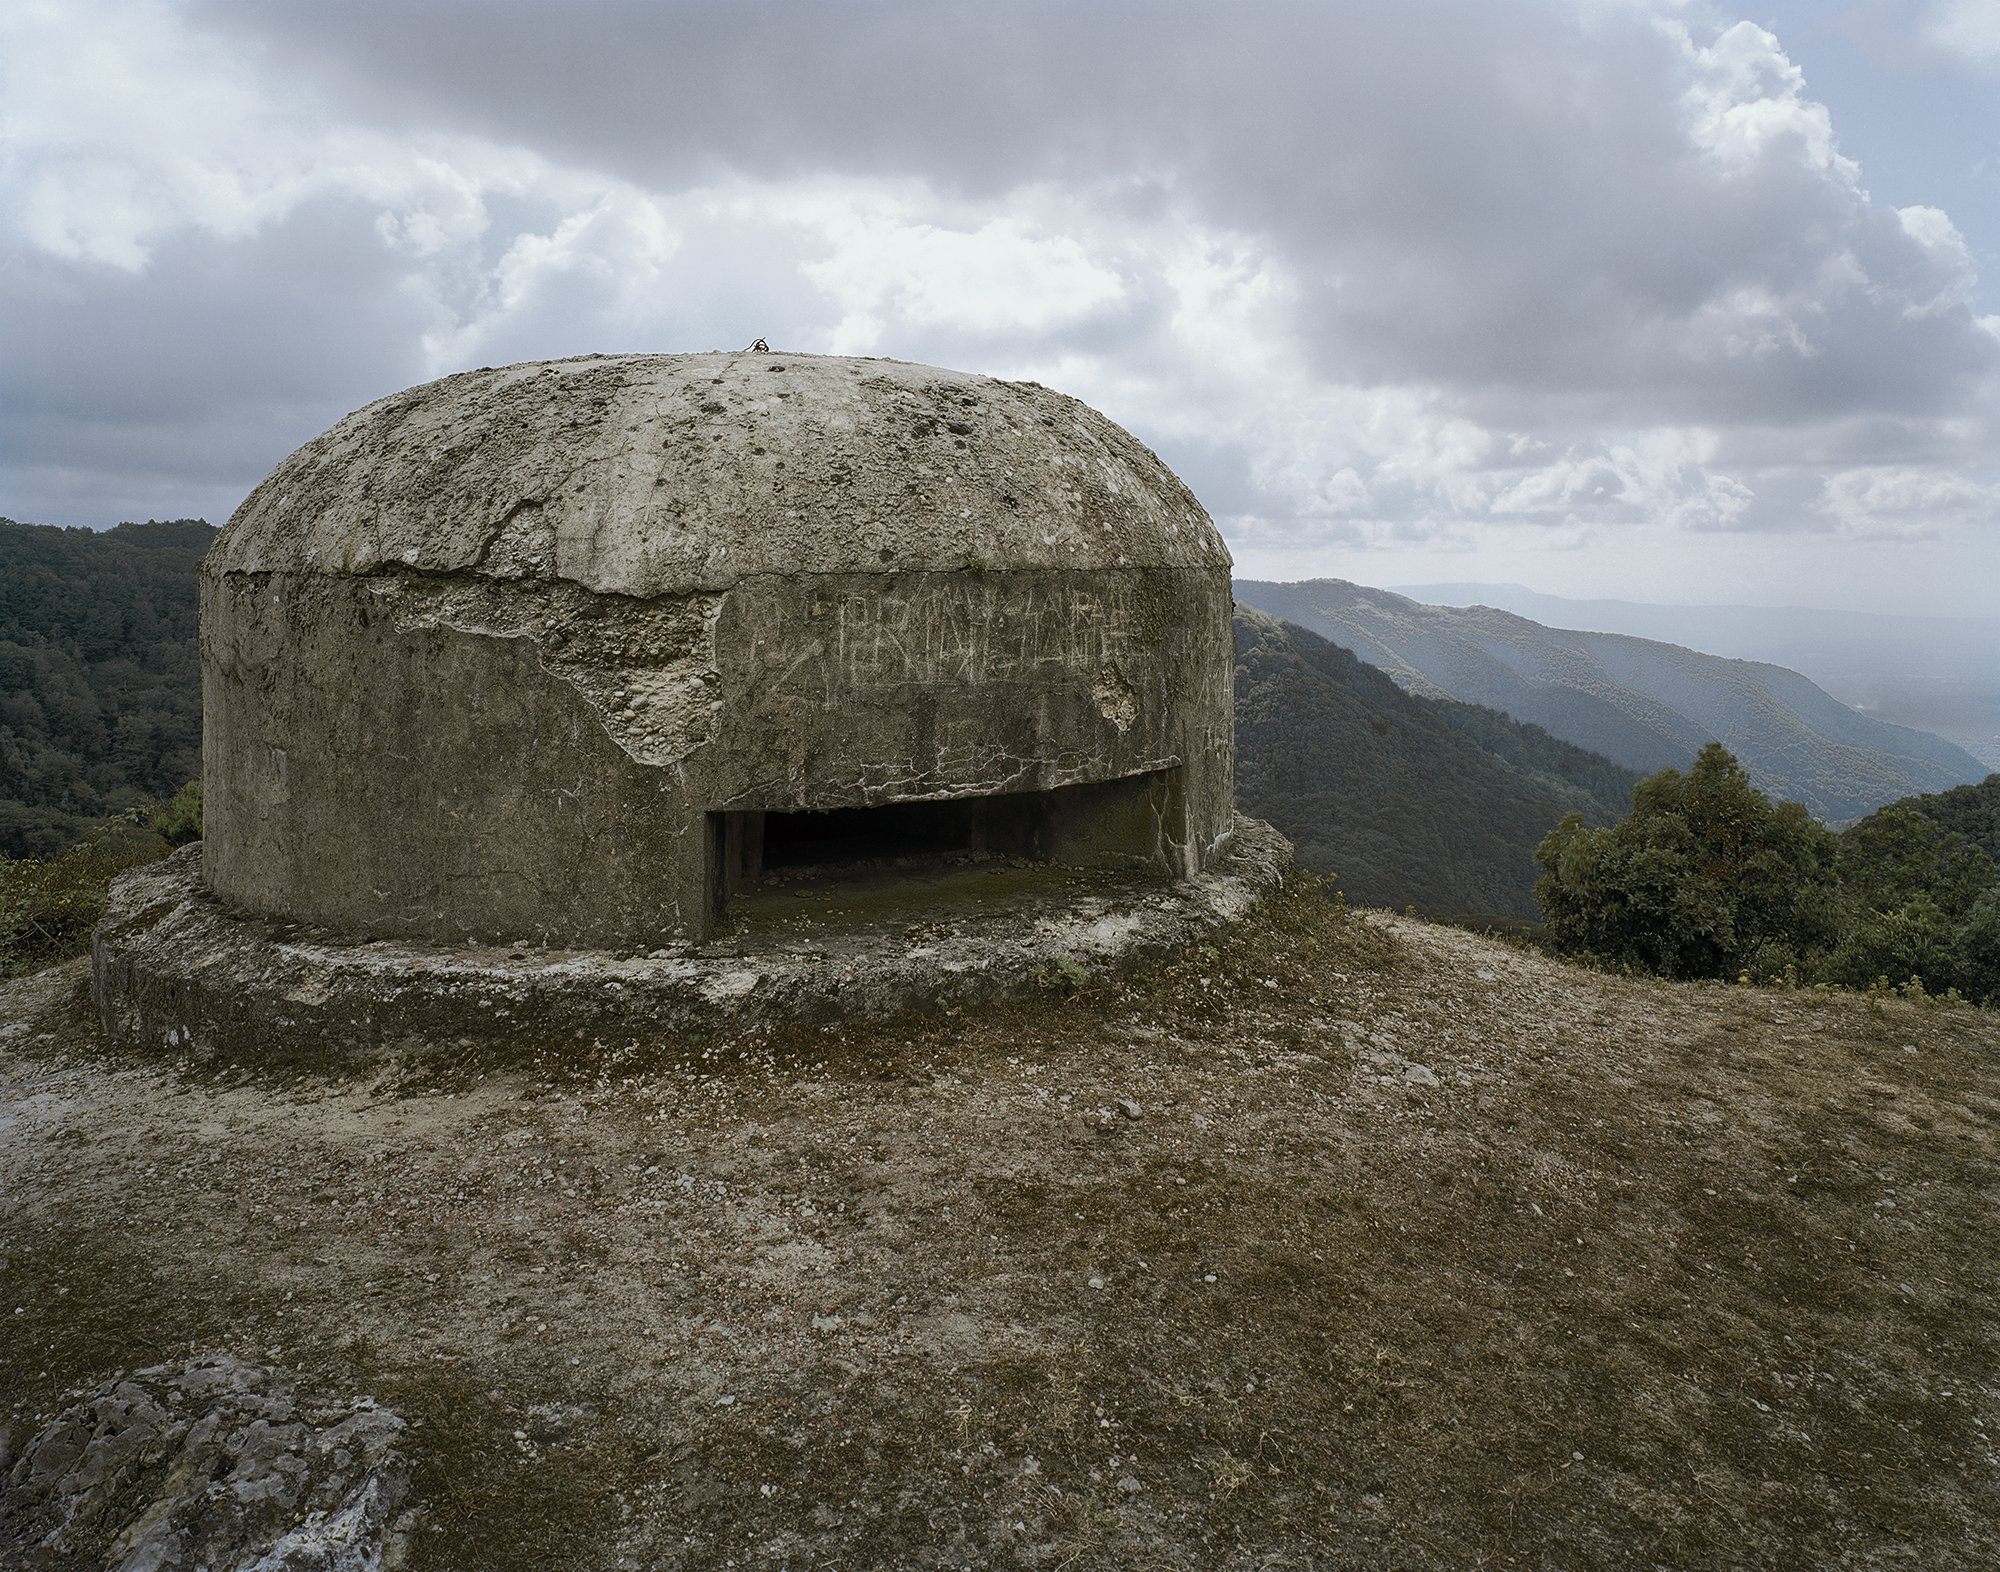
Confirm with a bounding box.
[4,0,1996,614]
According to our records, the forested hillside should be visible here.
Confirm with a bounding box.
[1235,578,1986,823]
[1888,773,2000,864]
[1233,609,1637,920]
[0,518,217,856]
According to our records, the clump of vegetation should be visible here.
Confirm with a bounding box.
[0,780,198,975]
[1886,771,2000,863]
[1033,952,1092,993]
[148,778,203,846]
[1536,745,2000,1004]
[1822,803,2000,1001]
[2,830,154,974]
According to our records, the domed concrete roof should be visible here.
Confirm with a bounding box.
[212,351,1230,594]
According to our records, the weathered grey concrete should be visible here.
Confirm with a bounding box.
[199,351,1236,947]
[91,821,1290,1059]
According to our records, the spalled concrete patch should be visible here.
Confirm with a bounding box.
[91,818,1290,1060]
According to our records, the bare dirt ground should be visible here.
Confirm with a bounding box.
[3,882,1997,1569]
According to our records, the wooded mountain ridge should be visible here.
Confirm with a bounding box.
[1232,609,1637,920]
[1235,577,1986,824]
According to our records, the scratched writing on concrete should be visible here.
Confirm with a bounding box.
[763,581,1139,693]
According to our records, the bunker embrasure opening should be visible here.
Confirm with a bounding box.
[710,767,1187,917]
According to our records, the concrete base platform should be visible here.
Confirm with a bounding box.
[90,817,1291,1060]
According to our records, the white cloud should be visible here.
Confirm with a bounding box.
[1925,0,2000,67]
[1894,205,1979,318]
[1491,456,1630,517]
[1818,465,1999,538]
[804,210,1127,350]
[414,194,685,373]
[0,0,534,269]
[0,0,303,266]
[1680,21,1856,181]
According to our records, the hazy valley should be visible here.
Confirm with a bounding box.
[1236,577,1991,825]
[1397,582,2000,772]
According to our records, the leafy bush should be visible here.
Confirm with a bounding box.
[0,785,194,975]
[1535,744,1839,980]
[149,779,203,846]
[2,835,150,974]
[1827,799,2000,1003]
[1837,804,1994,917]
[1536,744,2000,1004]
[1881,773,2000,865]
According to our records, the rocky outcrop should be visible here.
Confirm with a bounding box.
[0,1357,413,1571]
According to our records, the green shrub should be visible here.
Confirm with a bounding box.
[149,779,203,847]
[1537,744,2000,1005]
[0,824,168,975]
[1033,953,1092,994]
[1534,744,1839,981]
[1833,806,2000,1004]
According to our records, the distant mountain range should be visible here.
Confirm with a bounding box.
[1234,578,1988,825]
[1232,609,1637,920]
[1393,582,2000,771]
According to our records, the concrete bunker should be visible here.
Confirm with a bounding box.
[92,349,1293,1052]
[193,349,1238,948]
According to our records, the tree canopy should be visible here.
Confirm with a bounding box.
[1537,744,2000,1004]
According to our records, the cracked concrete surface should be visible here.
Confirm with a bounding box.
[196,352,1236,951]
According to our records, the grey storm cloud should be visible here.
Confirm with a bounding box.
[4,0,1995,608]
[192,0,1998,431]
[0,199,437,524]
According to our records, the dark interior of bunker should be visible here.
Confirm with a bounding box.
[709,767,1185,919]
